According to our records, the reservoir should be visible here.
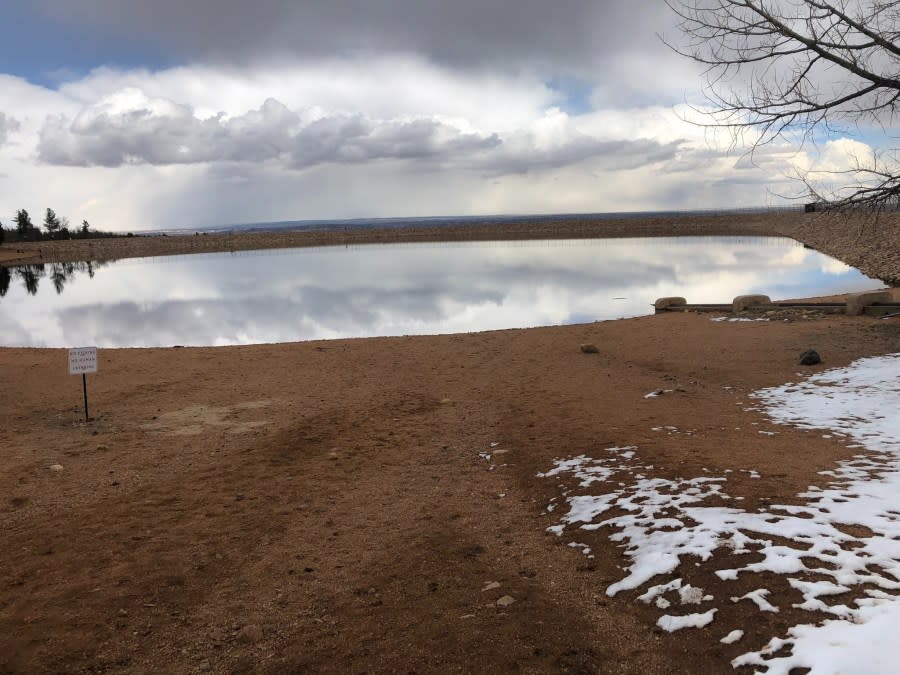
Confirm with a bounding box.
[0,236,884,348]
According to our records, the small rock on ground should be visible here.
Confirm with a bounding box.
[799,349,821,366]
[580,344,599,354]
[496,595,516,607]
[236,624,263,644]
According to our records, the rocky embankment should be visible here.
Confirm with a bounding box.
[780,212,900,287]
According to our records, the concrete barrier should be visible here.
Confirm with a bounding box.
[846,290,891,316]
[654,297,687,310]
[733,294,772,313]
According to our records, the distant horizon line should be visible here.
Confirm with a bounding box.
[141,204,804,236]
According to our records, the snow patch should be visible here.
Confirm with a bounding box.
[711,317,769,323]
[540,353,900,673]
[657,609,717,632]
[733,589,779,613]
[720,630,744,644]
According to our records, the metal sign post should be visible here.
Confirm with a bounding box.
[68,347,98,421]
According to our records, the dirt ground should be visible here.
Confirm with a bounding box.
[2,309,898,673]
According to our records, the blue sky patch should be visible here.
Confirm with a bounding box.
[0,5,172,87]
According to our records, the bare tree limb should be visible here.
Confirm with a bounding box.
[665,0,900,209]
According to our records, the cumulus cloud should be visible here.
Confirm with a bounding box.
[37,90,501,168]
[477,108,682,175]
[37,88,682,176]
[0,112,21,146]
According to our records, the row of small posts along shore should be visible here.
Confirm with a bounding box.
[654,290,900,318]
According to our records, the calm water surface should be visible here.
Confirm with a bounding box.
[0,236,884,348]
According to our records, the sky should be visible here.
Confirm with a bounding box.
[0,1,878,232]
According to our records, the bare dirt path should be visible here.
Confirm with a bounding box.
[2,311,898,673]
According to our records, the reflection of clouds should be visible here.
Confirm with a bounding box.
[57,284,504,347]
[2,236,885,348]
[484,258,676,289]
[0,307,41,346]
[819,257,852,275]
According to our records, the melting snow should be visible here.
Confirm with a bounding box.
[720,629,744,644]
[540,352,900,673]
[733,589,779,613]
[657,609,717,632]
[711,317,770,323]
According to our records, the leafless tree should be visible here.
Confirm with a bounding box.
[665,0,900,210]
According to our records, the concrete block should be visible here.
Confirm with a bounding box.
[733,294,772,313]
[846,290,891,316]
[654,297,687,310]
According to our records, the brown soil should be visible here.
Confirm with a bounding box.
[2,311,899,673]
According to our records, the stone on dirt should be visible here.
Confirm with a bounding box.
[799,349,822,366]
[845,290,891,316]
[236,624,263,644]
[732,294,772,313]
[580,344,599,354]
[654,297,686,310]
[496,595,516,607]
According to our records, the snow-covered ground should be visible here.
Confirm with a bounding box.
[539,353,900,674]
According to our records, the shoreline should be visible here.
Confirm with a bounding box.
[2,210,897,287]
[1,212,798,264]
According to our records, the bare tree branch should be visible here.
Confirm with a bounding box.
[665,0,900,209]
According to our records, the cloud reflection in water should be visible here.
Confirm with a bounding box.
[0,236,884,348]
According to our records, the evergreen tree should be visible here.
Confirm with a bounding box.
[18,265,44,295]
[44,208,61,235]
[14,209,34,239]
[0,221,5,245]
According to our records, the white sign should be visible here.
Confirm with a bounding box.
[68,347,98,375]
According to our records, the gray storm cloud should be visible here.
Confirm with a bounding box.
[0,113,20,146]
[33,0,673,74]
